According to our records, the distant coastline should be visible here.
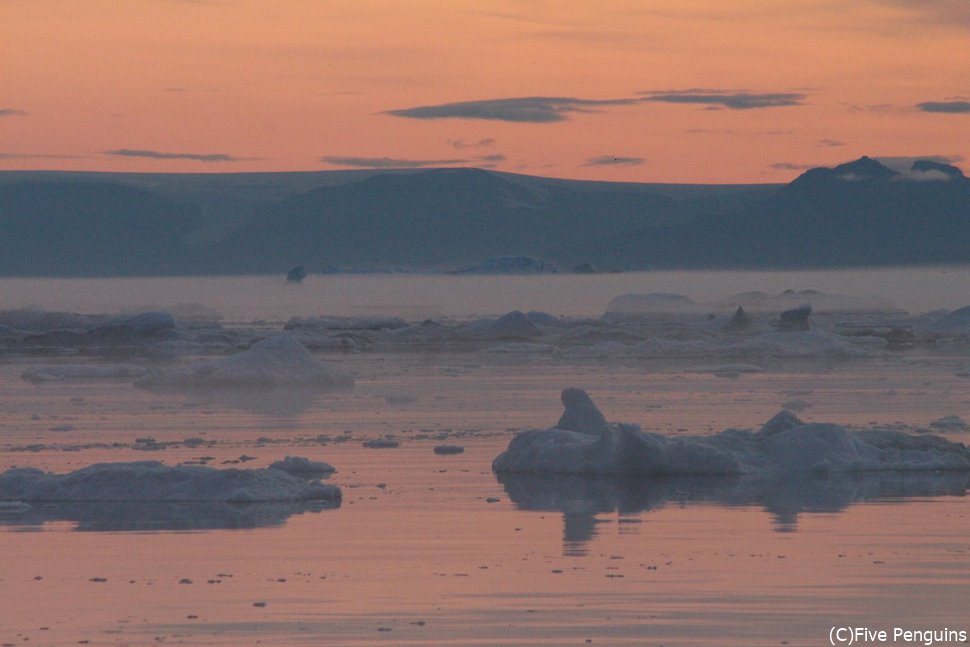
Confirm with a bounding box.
[1,157,967,277]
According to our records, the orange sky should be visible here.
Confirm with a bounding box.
[2,0,968,183]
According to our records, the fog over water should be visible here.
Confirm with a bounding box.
[3,266,969,321]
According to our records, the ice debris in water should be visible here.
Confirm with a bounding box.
[21,364,147,384]
[135,335,353,388]
[0,460,341,503]
[492,388,970,475]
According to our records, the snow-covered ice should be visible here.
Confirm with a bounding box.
[493,388,970,475]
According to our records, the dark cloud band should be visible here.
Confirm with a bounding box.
[0,108,28,117]
[583,156,645,167]
[385,96,638,123]
[321,154,505,169]
[105,148,239,162]
[642,91,805,110]
[917,101,970,114]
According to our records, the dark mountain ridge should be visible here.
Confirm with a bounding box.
[0,158,966,276]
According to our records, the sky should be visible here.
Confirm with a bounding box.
[1,0,969,183]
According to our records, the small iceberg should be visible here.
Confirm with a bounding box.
[0,459,341,504]
[135,335,353,389]
[492,388,970,475]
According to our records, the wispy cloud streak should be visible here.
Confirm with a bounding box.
[105,148,240,162]
[321,154,505,169]
[583,156,645,167]
[385,96,638,123]
[642,90,805,110]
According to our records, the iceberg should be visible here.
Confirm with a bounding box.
[492,388,970,475]
[0,459,341,504]
[135,335,353,389]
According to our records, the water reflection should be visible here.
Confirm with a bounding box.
[148,385,343,417]
[0,499,339,532]
[497,471,970,551]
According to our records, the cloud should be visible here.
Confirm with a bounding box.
[0,108,28,117]
[448,138,496,150]
[582,156,645,167]
[872,1,970,28]
[817,139,845,148]
[104,148,240,162]
[642,90,805,110]
[771,162,815,171]
[875,155,964,171]
[385,96,638,123]
[917,101,970,114]
[321,154,505,169]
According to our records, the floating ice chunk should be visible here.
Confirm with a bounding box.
[284,315,408,332]
[605,292,705,315]
[269,456,337,476]
[722,306,754,332]
[0,308,102,332]
[492,389,970,475]
[0,460,341,503]
[434,445,465,455]
[929,416,968,431]
[451,256,558,274]
[776,304,812,331]
[21,364,147,384]
[136,335,353,389]
[87,311,177,342]
[0,501,30,514]
[555,387,611,435]
[461,311,541,339]
[921,305,970,336]
[720,290,898,314]
[484,342,554,354]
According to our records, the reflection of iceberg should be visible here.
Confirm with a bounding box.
[172,385,330,417]
[0,459,341,531]
[498,470,970,543]
[0,500,334,532]
[493,388,970,475]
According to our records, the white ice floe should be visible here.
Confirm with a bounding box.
[492,388,970,475]
[0,460,341,503]
[135,335,353,389]
[21,364,147,384]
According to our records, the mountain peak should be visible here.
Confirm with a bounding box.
[831,156,898,180]
[785,156,898,194]
[911,159,965,179]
